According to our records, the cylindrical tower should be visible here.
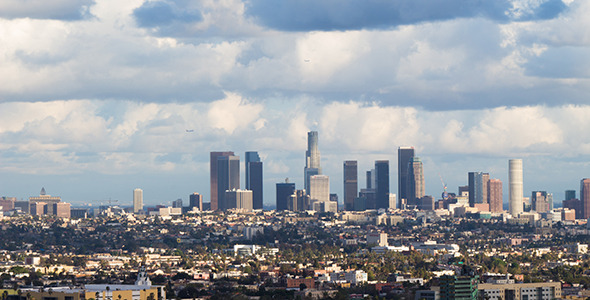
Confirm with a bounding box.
[509,159,523,217]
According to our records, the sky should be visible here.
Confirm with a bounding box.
[1,0,590,207]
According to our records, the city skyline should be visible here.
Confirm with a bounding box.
[2,0,590,207]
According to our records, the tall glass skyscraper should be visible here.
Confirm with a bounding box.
[375,160,390,209]
[343,160,358,211]
[245,151,263,209]
[304,131,321,194]
[398,146,415,208]
[210,151,235,210]
[217,155,240,211]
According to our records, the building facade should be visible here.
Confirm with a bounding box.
[509,159,524,217]
[210,151,235,211]
[488,179,503,213]
[398,146,415,208]
[276,181,296,211]
[343,160,358,211]
[304,131,322,195]
[245,151,263,210]
[375,160,390,209]
[407,157,425,207]
[217,155,240,211]
[133,188,143,213]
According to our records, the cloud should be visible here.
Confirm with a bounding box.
[133,0,202,28]
[245,0,567,32]
[0,0,94,20]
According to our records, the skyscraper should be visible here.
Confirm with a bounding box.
[245,151,263,210]
[310,175,330,203]
[276,181,296,211]
[210,151,235,210]
[468,172,489,207]
[398,147,415,208]
[580,178,590,219]
[217,155,240,211]
[343,160,358,211]
[304,131,321,194]
[488,179,503,213]
[407,157,425,206]
[189,193,203,211]
[375,160,390,209]
[509,159,523,217]
[532,191,550,213]
[133,188,143,213]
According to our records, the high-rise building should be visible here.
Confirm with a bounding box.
[217,155,240,211]
[189,193,203,211]
[310,175,330,203]
[565,190,576,201]
[509,159,523,217]
[468,172,489,207]
[532,191,550,213]
[54,202,71,218]
[210,151,235,211]
[488,179,503,213]
[0,197,15,212]
[133,188,143,213]
[224,189,253,212]
[407,157,425,206]
[580,178,590,219]
[304,131,321,194]
[343,160,358,211]
[563,198,582,219]
[29,187,61,215]
[398,147,415,208]
[245,151,263,209]
[172,198,183,208]
[375,160,390,209]
[276,181,296,211]
[289,189,309,211]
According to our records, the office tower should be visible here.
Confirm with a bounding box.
[440,274,479,300]
[563,198,582,219]
[245,151,263,209]
[54,202,71,218]
[375,160,390,209]
[580,178,590,219]
[189,193,203,211]
[133,188,143,213]
[343,161,358,211]
[276,181,296,211]
[224,189,253,212]
[14,200,29,214]
[418,195,434,211]
[210,151,235,211]
[360,189,376,210]
[398,146,415,208]
[458,185,469,196]
[0,197,15,212]
[29,187,61,215]
[30,202,46,216]
[531,191,550,213]
[366,169,376,189]
[304,131,322,194]
[407,157,425,206]
[288,189,310,211]
[217,155,240,211]
[488,179,503,213]
[565,190,576,201]
[509,159,523,217]
[468,172,489,207]
[310,175,330,203]
[172,198,183,208]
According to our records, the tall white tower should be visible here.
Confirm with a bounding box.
[133,188,143,213]
[509,159,523,217]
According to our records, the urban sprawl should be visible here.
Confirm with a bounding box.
[1,131,589,299]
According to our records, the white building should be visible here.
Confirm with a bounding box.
[133,188,143,213]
